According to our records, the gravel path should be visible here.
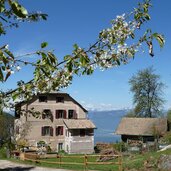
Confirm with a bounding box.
[0,160,73,171]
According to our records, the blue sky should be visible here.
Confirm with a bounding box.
[1,0,171,111]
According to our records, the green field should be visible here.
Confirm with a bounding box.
[9,149,171,171]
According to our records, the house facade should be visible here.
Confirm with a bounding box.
[14,92,96,154]
[115,117,167,143]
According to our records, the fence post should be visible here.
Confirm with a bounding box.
[118,154,123,171]
[20,152,25,161]
[60,154,62,167]
[84,154,88,171]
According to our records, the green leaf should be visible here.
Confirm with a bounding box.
[5,71,11,81]
[144,13,150,20]
[0,4,5,13]
[143,4,148,13]
[1,66,5,71]
[47,52,57,64]
[73,44,79,50]
[12,92,19,101]
[64,55,72,61]
[41,14,48,20]
[4,49,14,59]
[11,1,28,18]
[80,56,86,66]
[41,52,47,60]
[130,32,135,39]
[116,59,121,65]
[0,68,3,81]
[80,56,90,67]
[2,55,8,66]
[67,62,73,73]
[74,68,79,75]
[152,33,165,48]
[86,68,94,75]
[34,69,40,82]
[134,13,141,20]
[41,42,48,48]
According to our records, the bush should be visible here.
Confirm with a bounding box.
[167,110,171,131]
[37,140,46,147]
[112,142,127,152]
[94,145,100,153]
[160,132,171,144]
[0,147,7,158]
[46,145,52,152]
[58,150,67,155]
[16,139,29,149]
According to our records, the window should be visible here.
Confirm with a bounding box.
[56,110,66,119]
[39,96,47,102]
[44,127,50,136]
[87,129,94,136]
[56,97,64,103]
[56,126,64,136]
[58,143,63,151]
[42,109,52,119]
[68,110,77,119]
[68,110,74,119]
[42,126,53,136]
[80,129,86,137]
[71,129,79,136]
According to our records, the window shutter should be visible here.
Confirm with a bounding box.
[64,110,67,119]
[51,114,53,121]
[50,127,53,136]
[41,127,44,136]
[56,127,58,136]
[74,110,77,119]
[56,110,59,119]
[61,126,64,135]
[42,114,45,119]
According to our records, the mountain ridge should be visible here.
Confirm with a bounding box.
[88,109,128,143]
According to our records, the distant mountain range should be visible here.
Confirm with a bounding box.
[88,109,128,144]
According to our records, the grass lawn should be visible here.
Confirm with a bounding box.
[123,149,171,170]
[9,149,171,171]
[10,154,121,171]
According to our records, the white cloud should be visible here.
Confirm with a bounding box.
[81,102,130,111]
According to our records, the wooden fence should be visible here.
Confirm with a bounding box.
[21,152,123,171]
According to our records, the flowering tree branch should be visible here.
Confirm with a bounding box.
[0,0,165,111]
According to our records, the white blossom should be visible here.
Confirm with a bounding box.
[16,65,21,71]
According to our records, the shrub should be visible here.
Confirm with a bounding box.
[160,132,171,144]
[37,140,46,147]
[46,145,52,152]
[0,147,7,158]
[16,139,29,149]
[112,142,127,152]
[58,150,67,155]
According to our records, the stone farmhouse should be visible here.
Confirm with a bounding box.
[14,92,96,154]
